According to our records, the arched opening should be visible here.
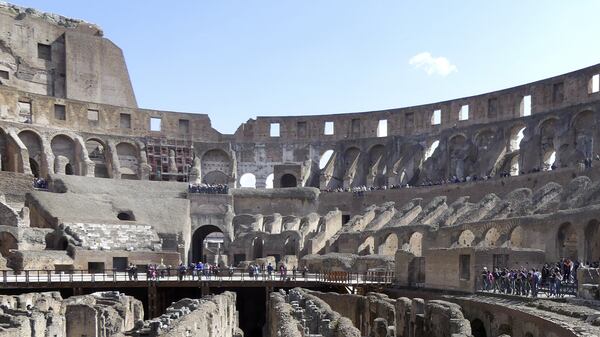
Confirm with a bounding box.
[201,149,231,184]
[557,222,578,260]
[509,226,524,247]
[368,144,386,187]
[448,135,468,179]
[471,319,487,337]
[424,140,439,161]
[319,149,334,169]
[19,130,43,177]
[86,139,108,178]
[483,228,501,247]
[540,118,558,170]
[543,150,556,170]
[284,236,297,255]
[51,135,76,175]
[358,236,375,255]
[343,147,362,187]
[280,173,297,188]
[252,236,264,259]
[203,170,229,185]
[510,126,526,152]
[29,158,39,178]
[585,220,600,263]
[0,232,17,257]
[116,143,139,180]
[458,230,475,247]
[117,211,135,221]
[192,225,225,263]
[240,173,256,188]
[572,110,595,163]
[408,232,423,257]
[65,163,73,175]
[378,233,398,256]
[265,173,274,189]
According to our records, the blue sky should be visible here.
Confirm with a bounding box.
[12,1,600,134]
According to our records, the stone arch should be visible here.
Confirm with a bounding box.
[407,232,423,257]
[378,233,398,256]
[201,149,231,183]
[192,225,225,263]
[85,138,109,178]
[252,236,264,259]
[319,149,334,169]
[51,134,76,175]
[343,146,362,186]
[585,219,600,263]
[280,174,297,188]
[448,134,468,179]
[458,229,475,247]
[240,173,256,188]
[284,236,298,255]
[368,144,386,187]
[571,110,596,162]
[0,231,17,257]
[18,130,44,176]
[471,319,487,337]
[358,236,375,255]
[116,142,139,179]
[265,173,274,189]
[509,226,524,248]
[483,227,501,247]
[539,118,558,169]
[557,222,578,260]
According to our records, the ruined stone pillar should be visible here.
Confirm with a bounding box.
[410,298,425,337]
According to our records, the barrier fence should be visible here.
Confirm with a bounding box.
[0,269,394,286]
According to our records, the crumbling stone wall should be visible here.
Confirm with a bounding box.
[395,297,472,337]
[0,291,141,337]
[122,292,242,337]
[269,288,361,337]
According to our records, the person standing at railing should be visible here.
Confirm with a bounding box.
[267,263,274,280]
[196,261,204,281]
[178,263,186,281]
[292,265,297,280]
[302,266,308,280]
[229,265,234,279]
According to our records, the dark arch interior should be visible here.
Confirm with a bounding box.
[280,173,297,188]
[284,236,297,255]
[29,158,39,178]
[471,319,487,337]
[192,225,224,263]
[65,163,73,175]
[252,237,264,259]
[117,211,135,221]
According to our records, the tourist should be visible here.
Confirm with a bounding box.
[292,265,297,280]
[267,263,274,279]
[196,261,204,280]
[127,263,136,281]
[178,263,186,281]
[302,266,308,279]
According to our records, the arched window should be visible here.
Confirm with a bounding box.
[240,173,256,188]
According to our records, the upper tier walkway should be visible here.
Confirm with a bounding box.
[0,269,394,289]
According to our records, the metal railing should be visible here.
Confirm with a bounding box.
[475,275,578,298]
[0,269,394,286]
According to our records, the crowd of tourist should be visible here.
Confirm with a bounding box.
[246,262,309,281]
[32,178,48,189]
[319,161,586,196]
[126,262,310,282]
[479,259,581,298]
[188,183,229,194]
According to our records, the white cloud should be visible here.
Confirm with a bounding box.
[409,52,457,76]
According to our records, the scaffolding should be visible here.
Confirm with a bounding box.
[146,137,193,181]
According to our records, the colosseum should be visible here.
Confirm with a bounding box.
[0,3,599,337]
